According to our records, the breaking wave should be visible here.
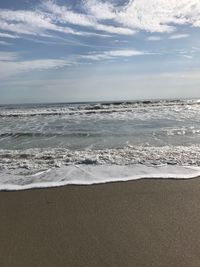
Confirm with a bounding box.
[1,145,200,170]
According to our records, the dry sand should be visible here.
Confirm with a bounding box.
[0,178,200,267]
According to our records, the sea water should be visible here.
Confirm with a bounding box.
[0,99,200,190]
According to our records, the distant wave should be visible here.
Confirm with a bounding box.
[0,107,132,117]
[0,99,199,117]
[0,132,97,138]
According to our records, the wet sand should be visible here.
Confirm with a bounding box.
[0,178,200,267]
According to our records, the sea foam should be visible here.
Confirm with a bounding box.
[1,164,200,191]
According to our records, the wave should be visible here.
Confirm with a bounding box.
[1,164,200,191]
[0,132,96,138]
[0,107,134,117]
[0,99,199,118]
[3,127,198,139]
[0,145,200,171]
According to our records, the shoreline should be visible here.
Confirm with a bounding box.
[1,178,200,266]
[1,164,200,192]
[1,175,200,192]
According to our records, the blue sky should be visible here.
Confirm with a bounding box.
[0,0,200,104]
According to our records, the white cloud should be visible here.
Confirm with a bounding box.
[105,50,145,57]
[0,10,52,35]
[43,1,135,35]
[0,32,19,38]
[0,58,72,79]
[147,33,190,41]
[94,24,134,35]
[80,49,146,61]
[84,0,200,33]
[0,48,148,79]
[120,0,200,33]
[80,53,111,61]
[83,0,116,20]
[0,0,199,40]
[146,36,162,41]
[169,34,190,39]
[181,54,193,59]
[43,1,94,27]
[0,9,81,37]
[47,0,200,36]
[0,51,75,79]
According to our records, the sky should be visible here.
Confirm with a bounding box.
[0,0,200,104]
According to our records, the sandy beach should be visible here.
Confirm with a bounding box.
[0,178,200,267]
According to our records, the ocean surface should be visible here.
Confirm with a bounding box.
[0,99,200,190]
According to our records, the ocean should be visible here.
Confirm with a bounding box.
[0,99,200,190]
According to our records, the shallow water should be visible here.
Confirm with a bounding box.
[0,99,200,190]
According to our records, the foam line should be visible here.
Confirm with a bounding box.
[1,164,200,191]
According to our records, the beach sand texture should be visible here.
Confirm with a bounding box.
[0,179,200,267]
